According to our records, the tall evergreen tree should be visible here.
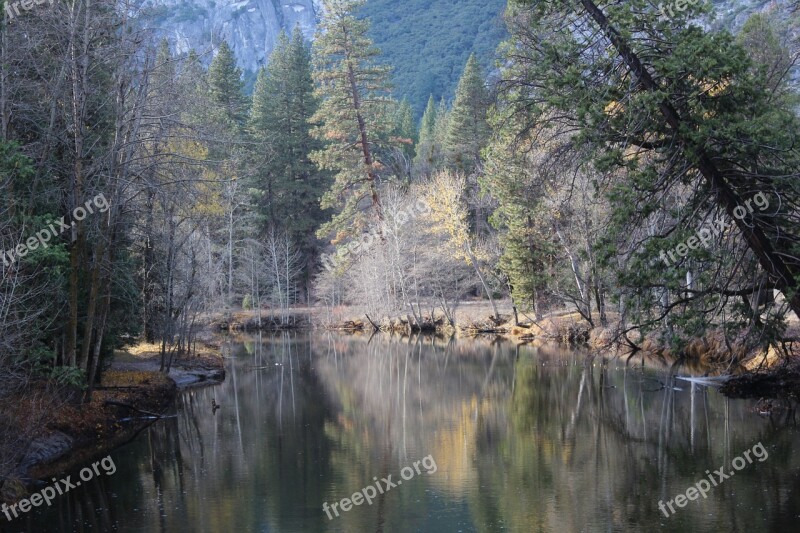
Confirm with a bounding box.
[208,41,247,130]
[310,0,396,241]
[432,96,451,167]
[249,29,326,249]
[393,99,417,146]
[178,50,212,128]
[503,0,800,337]
[446,54,490,174]
[386,98,417,178]
[419,95,437,144]
[433,96,450,146]
[413,95,438,177]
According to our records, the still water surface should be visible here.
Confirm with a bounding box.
[13,333,800,532]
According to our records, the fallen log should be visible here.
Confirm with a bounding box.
[104,400,166,419]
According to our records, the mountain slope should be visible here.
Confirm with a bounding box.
[358,0,507,118]
[139,0,791,115]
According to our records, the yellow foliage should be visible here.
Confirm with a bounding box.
[164,137,225,217]
[604,100,624,117]
[423,171,490,266]
[687,74,731,97]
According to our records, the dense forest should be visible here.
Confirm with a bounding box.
[359,0,507,117]
[0,0,799,477]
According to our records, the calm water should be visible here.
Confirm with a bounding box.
[8,333,800,532]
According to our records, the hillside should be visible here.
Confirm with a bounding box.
[359,0,507,118]
[134,0,790,116]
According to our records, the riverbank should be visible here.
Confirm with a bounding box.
[324,301,800,397]
[208,308,314,332]
[0,349,225,504]
[506,313,800,396]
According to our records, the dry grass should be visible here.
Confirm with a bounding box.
[126,342,163,357]
[120,340,221,361]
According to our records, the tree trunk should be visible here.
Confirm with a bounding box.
[580,0,800,320]
[346,61,383,222]
[464,240,499,320]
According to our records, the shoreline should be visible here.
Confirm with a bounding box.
[321,308,800,399]
[0,353,225,504]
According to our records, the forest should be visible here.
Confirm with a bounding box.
[0,0,799,494]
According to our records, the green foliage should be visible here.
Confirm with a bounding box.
[413,95,438,177]
[311,0,398,240]
[208,41,248,129]
[501,0,800,341]
[49,366,88,388]
[418,96,437,146]
[0,141,71,347]
[359,0,507,118]
[249,29,328,247]
[242,293,253,310]
[736,12,799,108]
[25,347,86,388]
[482,114,558,315]
[446,54,490,174]
[413,95,452,178]
[392,99,417,147]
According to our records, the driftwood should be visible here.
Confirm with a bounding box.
[364,314,380,331]
[104,400,165,419]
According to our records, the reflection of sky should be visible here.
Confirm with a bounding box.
[21,333,800,533]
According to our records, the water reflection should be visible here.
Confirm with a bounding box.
[16,333,800,532]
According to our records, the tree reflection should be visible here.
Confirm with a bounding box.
[23,334,800,533]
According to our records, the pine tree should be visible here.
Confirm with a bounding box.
[419,95,437,143]
[310,0,396,241]
[208,41,247,130]
[413,95,438,177]
[433,96,450,146]
[445,54,489,174]
[482,117,557,319]
[153,40,176,95]
[504,0,800,329]
[179,50,211,124]
[393,99,417,147]
[431,96,451,167]
[249,28,326,247]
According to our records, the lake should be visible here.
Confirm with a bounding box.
[11,333,800,532]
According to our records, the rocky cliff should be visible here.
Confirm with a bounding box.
[137,0,793,105]
[138,0,320,72]
[712,0,791,29]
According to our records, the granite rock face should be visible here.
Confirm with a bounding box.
[139,0,319,72]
